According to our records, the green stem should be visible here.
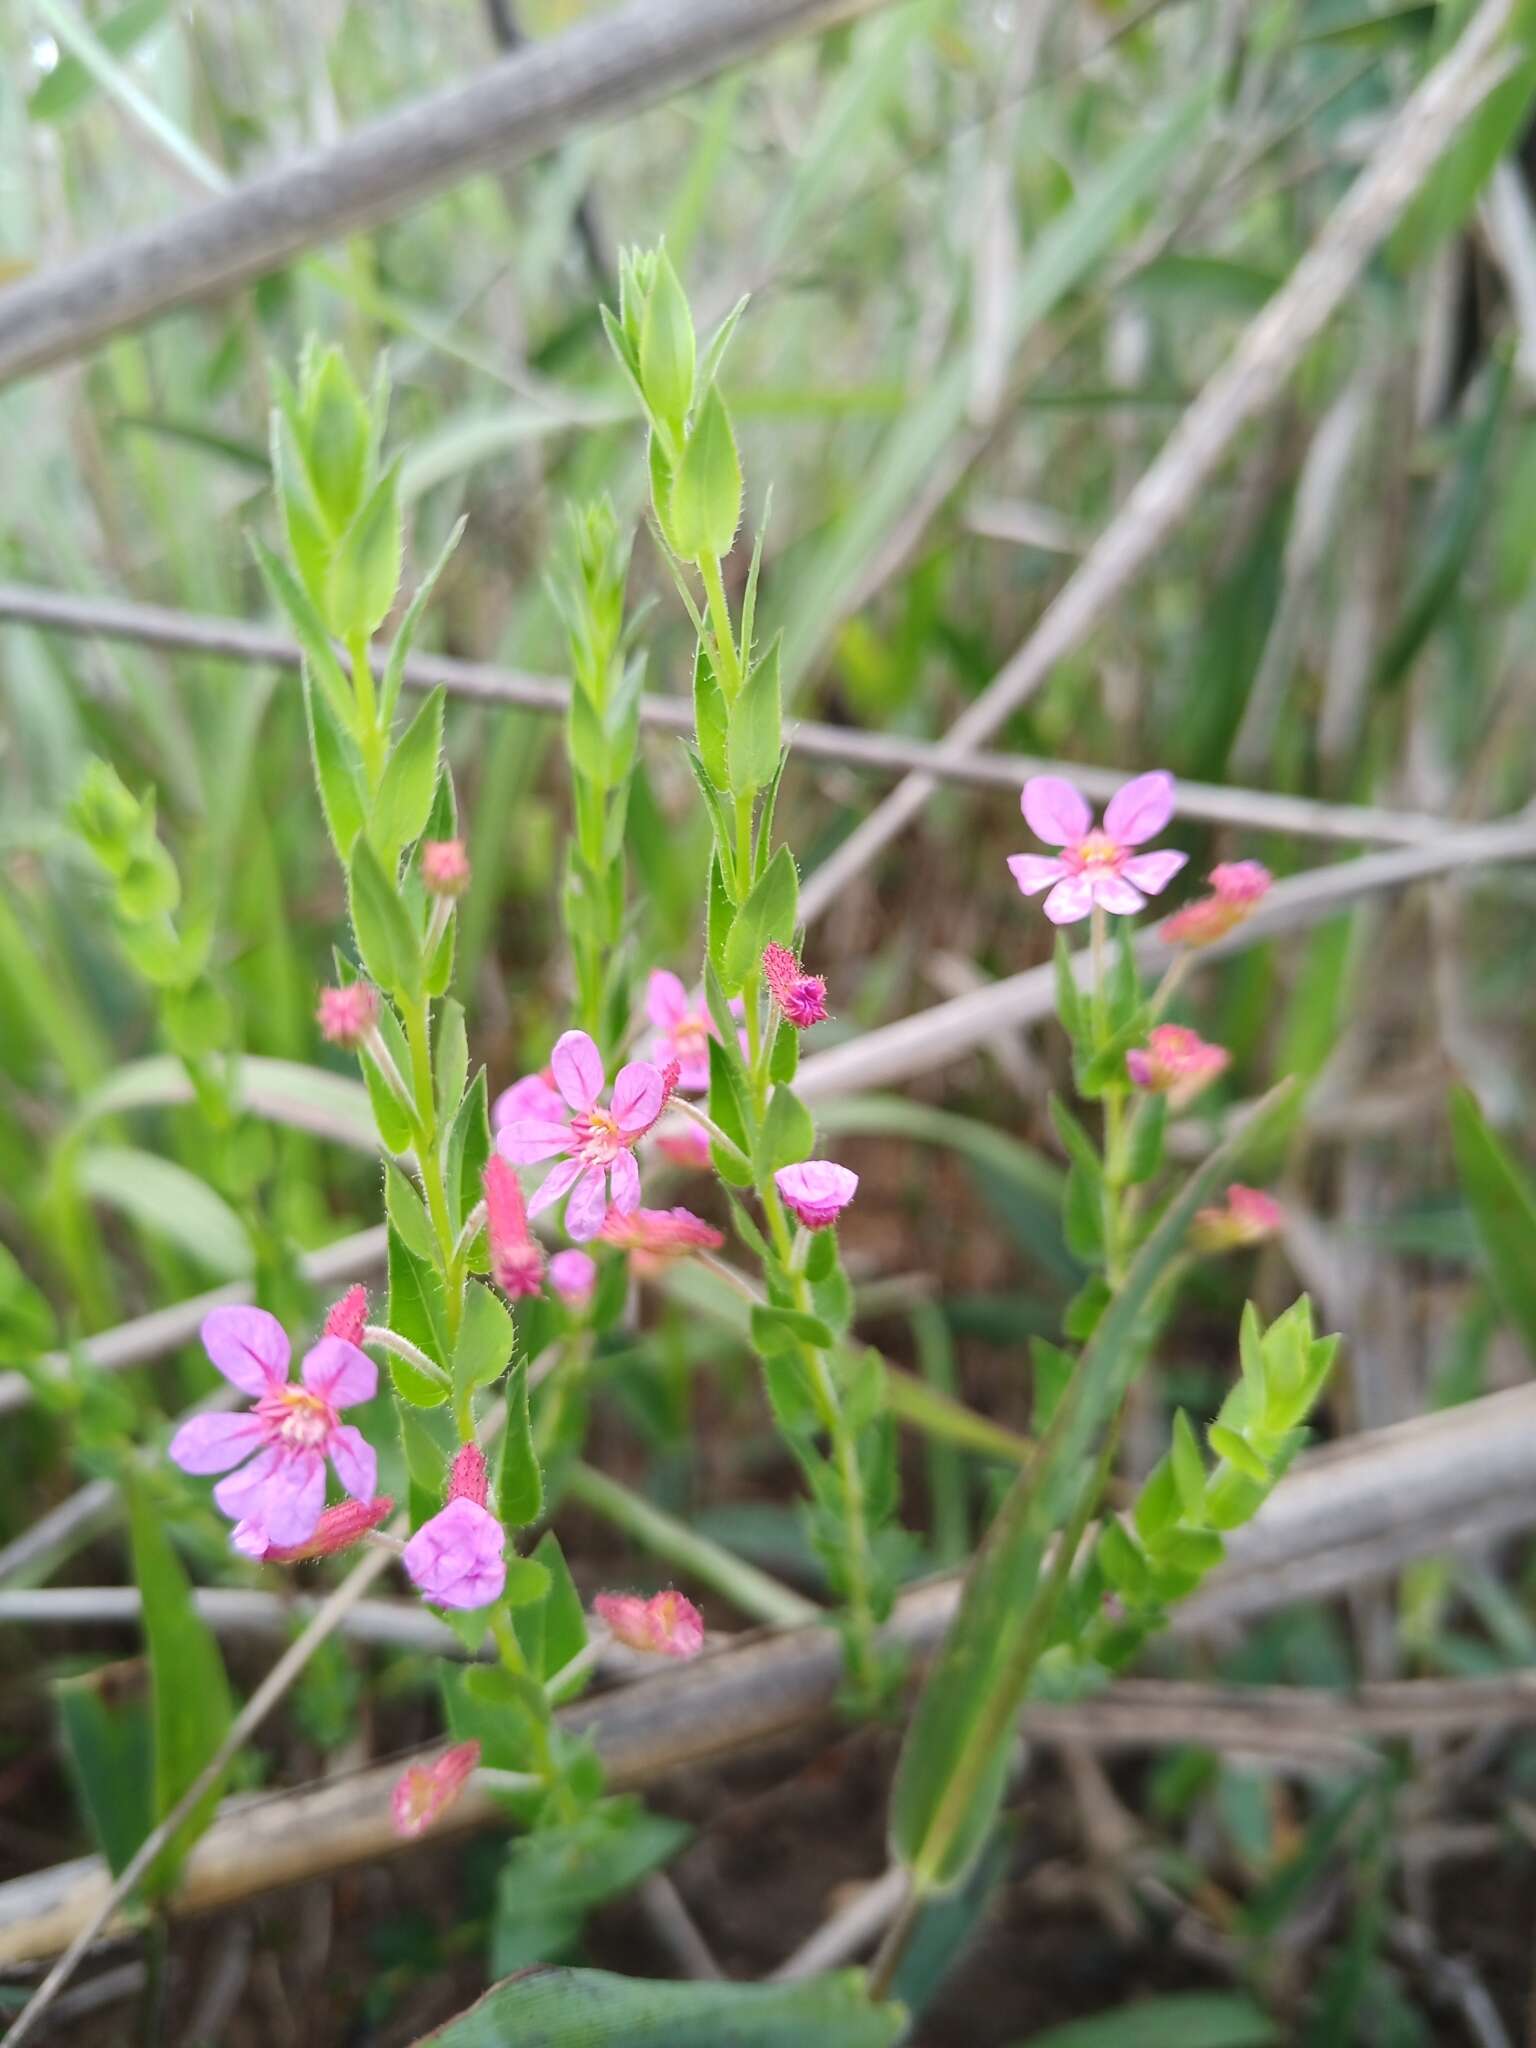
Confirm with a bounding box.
[399,992,466,1375]
[489,1608,556,1778]
[697,553,741,699]
[349,631,385,792]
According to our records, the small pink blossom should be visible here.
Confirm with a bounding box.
[1008,772,1187,925]
[446,1442,489,1508]
[421,839,471,897]
[391,1742,480,1839]
[493,1068,564,1131]
[169,1307,377,1555]
[402,1496,507,1610]
[244,1494,394,1564]
[594,1589,705,1659]
[775,1160,858,1231]
[316,982,379,1049]
[484,1156,544,1300]
[549,1249,598,1307]
[653,1118,712,1170]
[1160,861,1273,948]
[1126,1025,1230,1109]
[762,943,829,1029]
[323,1284,369,1347]
[600,1205,724,1276]
[646,971,744,1094]
[1191,1184,1284,1253]
[497,1030,668,1242]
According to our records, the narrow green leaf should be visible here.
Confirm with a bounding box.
[728,635,783,796]
[669,385,743,563]
[55,1667,153,1878]
[348,836,418,997]
[497,1361,544,1528]
[722,844,798,989]
[758,1084,815,1174]
[1449,1084,1536,1358]
[379,517,466,728]
[373,685,444,860]
[454,1282,515,1400]
[327,458,403,640]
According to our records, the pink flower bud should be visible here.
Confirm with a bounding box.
[549,1249,598,1308]
[421,839,471,897]
[1191,1183,1284,1253]
[775,1160,858,1231]
[391,1741,480,1839]
[1125,1025,1230,1109]
[323,1284,370,1346]
[654,1120,712,1170]
[316,982,379,1050]
[403,1498,507,1610]
[762,942,829,1029]
[484,1156,544,1300]
[446,1442,489,1508]
[600,1205,723,1277]
[594,1588,705,1659]
[1160,862,1272,948]
[241,1494,394,1564]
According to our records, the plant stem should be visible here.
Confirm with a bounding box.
[698,553,741,698]
[349,631,385,792]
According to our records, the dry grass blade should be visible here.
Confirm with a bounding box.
[795,0,1520,925]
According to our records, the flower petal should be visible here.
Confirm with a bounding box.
[646,969,689,1031]
[328,1423,377,1502]
[493,1073,563,1129]
[1121,849,1188,897]
[201,1305,290,1397]
[1022,776,1092,847]
[564,1166,611,1242]
[551,1030,604,1113]
[611,1060,664,1136]
[527,1154,583,1219]
[168,1410,267,1475]
[254,1452,327,1548]
[1007,853,1068,897]
[302,1336,377,1408]
[608,1150,641,1215]
[1103,770,1175,846]
[497,1118,572,1165]
[1042,875,1095,924]
[1090,874,1146,916]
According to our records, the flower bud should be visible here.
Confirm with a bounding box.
[484,1156,544,1301]
[391,1741,480,1839]
[323,1284,369,1346]
[549,1249,598,1308]
[240,1494,394,1564]
[446,1442,489,1509]
[421,839,471,897]
[762,942,829,1029]
[1126,1025,1229,1109]
[1191,1184,1283,1253]
[775,1160,858,1231]
[316,982,378,1050]
[1160,862,1272,948]
[594,1588,705,1659]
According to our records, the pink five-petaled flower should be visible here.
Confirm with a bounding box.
[323,1284,369,1347]
[1126,1025,1231,1110]
[1008,773,1187,926]
[594,1589,705,1660]
[1191,1184,1284,1253]
[600,1205,724,1277]
[169,1307,377,1556]
[1160,860,1273,948]
[762,943,829,1029]
[250,1494,394,1565]
[421,839,471,897]
[497,1030,668,1242]
[316,982,379,1050]
[391,1742,481,1840]
[775,1160,858,1231]
[484,1155,544,1301]
[646,971,743,1094]
[402,1496,507,1611]
[549,1249,598,1308]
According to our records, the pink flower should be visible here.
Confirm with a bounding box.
[653,1118,712,1170]
[1160,861,1273,948]
[1191,1184,1284,1253]
[323,1284,369,1347]
[1008,772,1187,925]
[316,982,378,1049]
[762,943,828,1029]
[549,1249,598,1307]
[600,1205,724,1278]
[647,971,743,1094]
[497,1030,668,1242]
[775,1160,858,1231]
[493,1068,564,1131]
[391,1742,480,1839]
[245,1494,394,1564]
[484,1156,544,1300]
[402,1496,507,1610]
[1126,1025,1230,1109]
[446,1442,489,1507]
[421,839,471,897]
[169,1307,377,1555]
[594,1589,705,1659]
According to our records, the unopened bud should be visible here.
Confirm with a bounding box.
[594,1588,705,1659]
[317,982,379,1050]
[421,839,471,898]
[240,1494,394,1564]
[323,1284,369,1346]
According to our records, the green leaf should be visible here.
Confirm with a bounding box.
[76,1147,250,1278]
[1391,34,1536,269]
[434,998,469,1130]
[299,666,366,860]
[502,1555,553,1608]
[455,1282,514,1400]
[373,686,444,861]
[1169,1410,1207,1519]
[348,836,418,998]
[515,1531,588,1682]
[728,635,783,796]
[751,1304,836,1354]
[722,844,798,990]
[1449,1084,1536,1358]
[250,535,356,737]
[497,1361,544,1528]
[327,458,403,640]
[758,1084,815,1174]
[693,643,730,790]
[125,1474,234,1894]
[1012,1990,1279,2047]
[669,385,743,563]
[1208,1422,1270,1485]
[303,347,372,534]
[29,0,167,121]
[638,246,696,435]
[55,1666,153,1877]
[386,1221,450,1405]
[444,1068,492,1235]
[379,517,466,729]
[417,1966,905,2047]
